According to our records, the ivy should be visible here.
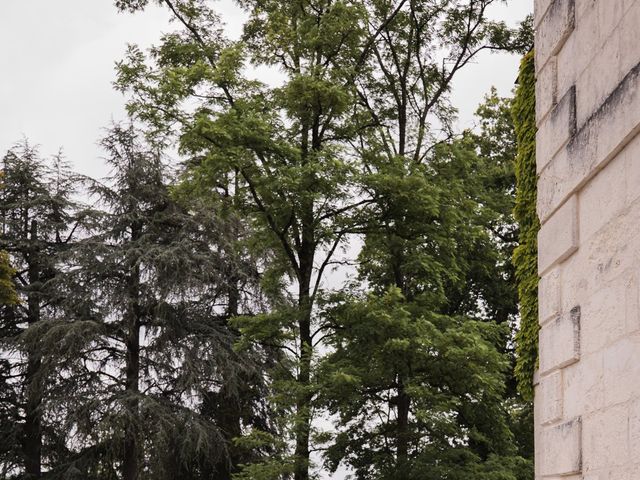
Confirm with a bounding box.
[512,50,539,401]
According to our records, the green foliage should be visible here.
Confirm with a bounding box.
[320,288,523,479]
[512,50,539,401]
[0,142,84,478]
[0,172,18,306]
[0,251,17,306]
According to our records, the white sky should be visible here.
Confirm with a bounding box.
[0,1,532,478]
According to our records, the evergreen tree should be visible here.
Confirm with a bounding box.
[53,124,270,479]
[0,251,17,306]
[0,142,82,479]
[0,171,18,307]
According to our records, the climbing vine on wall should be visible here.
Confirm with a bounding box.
[512,50,540,401]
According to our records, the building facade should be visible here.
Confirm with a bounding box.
[535,0,640,478]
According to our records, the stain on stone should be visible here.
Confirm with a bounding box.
[569,57,640,156]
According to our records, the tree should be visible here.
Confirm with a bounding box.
[112,1,532,479]
[114,1,372,478]
[0,251,17,306]
[0,141,82,479]
[318,89,533,478]
[49,124,270,479]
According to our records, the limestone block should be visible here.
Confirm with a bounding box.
[628,397,640,461]
[575,0,596,22]
[597,0,628,47]
[623,132,640,206]
[625,272,640,334]
[539,306,581,375]
[603,333,640,406]
[538,195,579,276]
[539,417,582,476]
[535,0,554,27]
[563,352,604,419]
[578,151,626,241]
[540,370,564,425]
[536,56,558,127]
[536,0,576,71]
[617,0,640,79]
[580,276,628,355]
[557,4,598,102]
[539,268,561,325]
[538,58,640,223]
[536,86,577,174]
[576,26,622,128]
[582,405,629,471]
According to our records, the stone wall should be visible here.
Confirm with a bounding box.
[535,0,640,478]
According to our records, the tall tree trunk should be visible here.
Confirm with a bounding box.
[396,381,410,474]
[294,240,314,480]
[123,224,141,480]
[23,219,42,479]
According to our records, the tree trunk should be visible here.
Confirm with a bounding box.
[396,381,410,474]
[23,219,42,479]
[293,244,314,480]
[123,224,141,480]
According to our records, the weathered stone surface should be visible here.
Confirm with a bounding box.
[536,56,558,127]
[540,370,564,425]
[603,334,640,406]
[538,58,640,222]
[538,195,579,275]
[539,417,582,476]
[578,150,626,241]
[539,307,581,375]
[536,0,575,71]
[535,0,554,27]
[563,352,604,419]
[582,405,629,471]
[537,2,640,477]
[536,86,576,174]
[539,268,561,325]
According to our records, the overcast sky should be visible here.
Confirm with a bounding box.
[1,0,532,181]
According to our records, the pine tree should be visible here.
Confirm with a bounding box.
[0,141,82,478]
[53,124,270,479]
[0,169,18,307]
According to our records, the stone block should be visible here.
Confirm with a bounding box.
[583,405,629,471]
[578,151,626,241]
[538,195,579,275]
[575,0,596,22]
[557,4,598,101]
[537,86,577,174]
[563,352,604,419]
[539,417,582,476]
[539,306,581,375]
[538,58,640,223]
[539,370,564,425]
[580,276,628,355]
[603,333,640,406]
[576,25,622,128]
[536,56,558,127]
[539,268,561,325]
[536,0,576,71]
[623,132,640,206]
[618,1,640,79]
[535,0,554,27]
[628,397,640,461]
